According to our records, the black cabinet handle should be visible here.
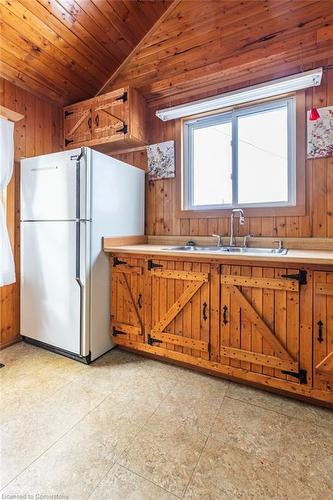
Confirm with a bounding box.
[88,117,92,128]
[222,305,228,325]
[137,293,143,309]
[202,302,208,321]
[95,114,99,127]
[317,320,324,343]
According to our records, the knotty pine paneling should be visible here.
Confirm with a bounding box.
[0,78,63,348]
[106,0,333,105]
[0,0,172,105]
[114,67,333,239]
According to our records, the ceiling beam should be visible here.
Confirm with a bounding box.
[95,0,182,96]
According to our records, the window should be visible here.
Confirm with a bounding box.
[183,97,296,211]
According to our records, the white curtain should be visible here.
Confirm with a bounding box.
[0,117,15,286]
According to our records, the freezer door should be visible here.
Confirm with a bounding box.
[21,149,89,221]
[21,221,88,355]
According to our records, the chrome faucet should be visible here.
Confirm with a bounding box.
[212,234,222,247]
[230,209,245,246]
[243,234,251,248]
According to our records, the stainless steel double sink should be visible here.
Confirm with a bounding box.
[162,245,288,255]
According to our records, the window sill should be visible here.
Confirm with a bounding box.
[176,204,306,218]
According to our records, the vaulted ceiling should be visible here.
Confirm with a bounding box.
[0,0,172,105]
[1,0,333,107]
[105,0,333,105]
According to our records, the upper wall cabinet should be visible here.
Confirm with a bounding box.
[63,87,147,153]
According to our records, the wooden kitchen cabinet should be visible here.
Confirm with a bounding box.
[313,272,333,393]
[110,255,146,345]
[147,258,210,361]
[218,264,306,384]
[64,100,92,148]
[108,253,332,406]
[64,86,147,153]
[91,88,128,144]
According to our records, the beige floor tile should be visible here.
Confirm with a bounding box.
[184,437,278,499]
[153,374,228,436]
[226,382,284,412]
[118,413,207,497]
[90,463,177,499]
[1,376,170,499]
[277,473,330,500]
[273,397,333,429]
[1,344,87,427]
[69,350,178,399]
[1,343,332,500]
[211,397,288,462]
[0,381,107,488]
[1,376,69,427]
[226,381,333,429]
[173,367,230,397]
[278,418,333,497]
[1,420,115,500]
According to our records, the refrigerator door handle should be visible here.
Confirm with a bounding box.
[75,148,84,220]
[75,220,84,356]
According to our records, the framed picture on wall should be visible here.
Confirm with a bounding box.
[307,106,333,159]
[147,140,175,180]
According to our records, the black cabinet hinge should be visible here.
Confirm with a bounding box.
[147,259,163,271]
[116,124,128,134]
[113,256,127,267]
[281,269,307,285]
[112,327,127,337]
[64,110,74,118]
[147,334,163,346]
[281,369,307,384]
[65,138,74,147]
[116,91,128,102]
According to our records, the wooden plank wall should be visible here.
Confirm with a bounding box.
[0,78,63,348]
[115,66,333,238]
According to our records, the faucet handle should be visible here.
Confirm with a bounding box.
[273,239,283,250]
[185,240,196,247]
[212,234,222,247]
[243,234,252,247]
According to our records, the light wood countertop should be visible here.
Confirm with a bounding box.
[103,243,333,266]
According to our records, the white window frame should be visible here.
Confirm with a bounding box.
[183,97,296,211]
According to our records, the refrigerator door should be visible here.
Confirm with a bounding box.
[21,220,88,355]
[21,148,89,221]
[89,151,145,360]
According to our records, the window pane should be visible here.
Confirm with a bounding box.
[237,106,289,204]
[192,121,232,206]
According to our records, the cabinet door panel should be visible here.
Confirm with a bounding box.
[220,265,304,383]
[64,103,92,148]
[313,272,333,393]
[110,256,145,344]
[149,260,210,360]
[92,89,128,142]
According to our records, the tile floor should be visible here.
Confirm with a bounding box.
[0,342,332,499]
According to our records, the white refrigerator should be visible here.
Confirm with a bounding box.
[20,147,144,362]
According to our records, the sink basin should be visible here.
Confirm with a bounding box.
[163,245,288,255]
[164,245,225,252]
[220,246,288,255]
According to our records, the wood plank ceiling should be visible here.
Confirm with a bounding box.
[104,0,333,105]
[1,0,333,107]
[0,0,172,105]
